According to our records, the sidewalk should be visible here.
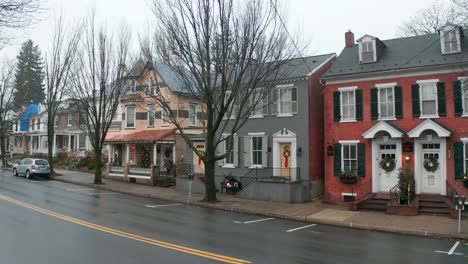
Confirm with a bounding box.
[51,169,468,240]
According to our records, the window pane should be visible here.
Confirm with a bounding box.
[343,145,350,159]
[422,101,436,115]
[127,107,135,127]
[350,145,357,159]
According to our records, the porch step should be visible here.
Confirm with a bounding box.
[358,204,387,211]
[418,195,449,215]
[419,201,448,208]
[418,208,450,214]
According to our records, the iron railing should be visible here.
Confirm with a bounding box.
[389,182,415,206]
[389,183,400,204]
[446,180,458,206]
[351,180,370,199]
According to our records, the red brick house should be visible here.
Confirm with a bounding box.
[323,24,468,209]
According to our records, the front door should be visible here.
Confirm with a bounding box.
[193,143,205,174]
[377,143,399,192]
[421,143,442,194]
[279,143,292,177]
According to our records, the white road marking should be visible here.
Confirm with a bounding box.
[145,204,182,208]
[286,224,317,232]
[434,251,464,256]
[233,218,275,224]
[448,241,461,255]
[85,192,119,196]
[66,188,95,191]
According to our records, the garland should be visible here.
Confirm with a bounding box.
[423,156,439,172]
[379,157,396,173]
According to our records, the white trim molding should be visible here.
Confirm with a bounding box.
[375,82,397,88]
[248,132,265,136]
[362,121,404,139]
[339,140,360,144]
[416,79,439,84]
[407,119,451,138]
[338,86,358,92]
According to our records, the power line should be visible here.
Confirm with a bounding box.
[269,0,312,72]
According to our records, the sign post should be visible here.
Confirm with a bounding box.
[455,195,465,233]
[188,173,194,203]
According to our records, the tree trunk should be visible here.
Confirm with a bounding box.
[94,149,102,184]
[47,122,55,175]
[203,131,217,202]
[0,135,6,167]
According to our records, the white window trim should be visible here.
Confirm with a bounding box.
[67,114,72,127]
[222,133,235,168]
[250,88,266,119]
[248,132,265,169]
[126,106,136,128]
[358,39,377,64]
[341,143,358,172]
[339,140,360,144]
[417,80,439,118]
[440,28,461,54]
[161,109,169,127]
[339,87,357,122]
[377,85,396,120]
[459,77,468,117]
[275,86,297,117]
[188,104,197,127]
[224,91,238,120]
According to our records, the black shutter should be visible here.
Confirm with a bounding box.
[412,84,420,117]
[155,111,161,119]
[355,89,363,121]
[334,144,341,176]
[437,82,446,116]
[394,86,403,119]
[454,142,464,179]
[357,143,365,177]
[370,88,378,120]
[454,80,463,116]
[333,91,341,122]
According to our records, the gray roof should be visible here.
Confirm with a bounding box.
[127,59,147,78]
[153,62,193,95]
[324,31,468,78]
[270,53,336,81]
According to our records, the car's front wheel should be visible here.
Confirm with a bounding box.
[25,170,30,179]
[13,168,18,177]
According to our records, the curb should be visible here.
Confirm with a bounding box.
[50,176,468,241]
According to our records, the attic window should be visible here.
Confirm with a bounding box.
[360,41,375,63]
[443,30,458,53]
[440,25,462,54]
[130,80,136,93]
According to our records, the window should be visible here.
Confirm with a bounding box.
[420,83,437,116]
[250,88,267,117]
[161,108,169,126]
[342,144,357,172]
[30,119,34,131]
[379,87,394,118]
[189,104,197,126]
[128,144,136,164]
[273,86,297,116]
[148,104,155,126]
[36,119,40,130]
[361,41,375,63]
[224,91,239,119]
[251,136,263,166]
[55,116,59,127]
[341,90,355,121]
[443,30,458,54]
[67,114,72,126]
[148,77,159,96]
[79,135,86,149]
[224,137,234,166]
[130,80,136,93]
[126,106,135,128]
[463,79,468,115]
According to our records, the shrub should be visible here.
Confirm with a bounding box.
[56,152,68,161]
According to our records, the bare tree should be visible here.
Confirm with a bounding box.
[71,14,131,184]
[44,15,82,174]
[0,60,17,166]
[398,0,467,36]
[0,0,42,46]
[148,0,299,202]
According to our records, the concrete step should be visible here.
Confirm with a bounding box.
[364,199,388,205]
[419,196,445,203]
[358,204,387,211]
[419,208,450,214]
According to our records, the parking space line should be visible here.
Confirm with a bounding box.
[145,204,182,208]
[434,250,464,256]
[66,188,95,191]
[286,224,317,233]
[233,218,274,224]
[434,241,464,256]
[85,192,119,196]
[448,241,461,255]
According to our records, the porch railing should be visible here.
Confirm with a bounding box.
[351,180,371,200]
[389,182,415,206]
[389,183,400,204]
[446,180,458,205]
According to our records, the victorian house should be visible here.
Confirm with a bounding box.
[104,60,205,174]
[323,25,468,214]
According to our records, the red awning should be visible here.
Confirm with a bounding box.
[105,129,175,143]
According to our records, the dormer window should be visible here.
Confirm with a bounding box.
[439,23,462,54]
[361,41,375,63]
[130,80,136,93]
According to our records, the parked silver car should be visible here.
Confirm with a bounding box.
[13,158,51,179]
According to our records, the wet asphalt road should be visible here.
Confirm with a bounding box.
[0,171,467,264]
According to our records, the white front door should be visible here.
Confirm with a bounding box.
[420,143,442,194]
[377,143,399,192]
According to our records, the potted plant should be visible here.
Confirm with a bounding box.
[338,170,359,184]
[398,168,415,205]
[163,159,174,175]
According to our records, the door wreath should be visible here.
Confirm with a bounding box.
[283,146,291,168]
[423,156,439,172]
[379,157,396,173]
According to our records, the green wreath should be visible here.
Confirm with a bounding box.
[283,147,291,157]
[423,157,439,172]
[379,157,396,173]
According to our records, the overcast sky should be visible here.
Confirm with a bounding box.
[0,0,436,61]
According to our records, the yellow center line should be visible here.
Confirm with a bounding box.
[0,194,251,264]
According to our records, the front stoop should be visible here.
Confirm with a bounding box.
[356,193,390,212]
[418,194,450,216]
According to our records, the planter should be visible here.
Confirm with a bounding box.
[338,174,359,184]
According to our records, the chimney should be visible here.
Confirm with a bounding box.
[345,30,355,47]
